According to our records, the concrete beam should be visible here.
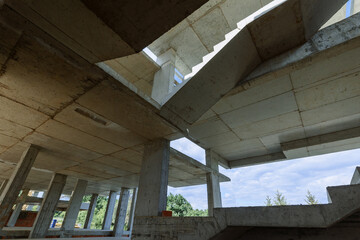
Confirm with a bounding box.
[0,145,39,229]
[84,193,98,229]
[0,180,8,196]
[135,139,170,217]
[170,148,230,182]
[102,191,118,230]
[30,173,67,239]
[113,188,130,237]
[206,150,222,216]
[245,12,360,82]
[7,189,30,227]
[282,126,360,159]
[14,196,89,211]
[61,179,88,237]
[229,152,286,169]
[151,61,175,104]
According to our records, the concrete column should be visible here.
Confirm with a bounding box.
[102,190,118,230]
[206,149,222,216]
[128,188,137,235]
[135,139,170,217]
[0,145,39,228]
[7,189,30,227]
[84,193,98,229]
[26,191,40,210]
[61,179,88,237]
[29,173,67,239]
[151,49,176,103]
[113,188,130,237]
[0,180,8,196]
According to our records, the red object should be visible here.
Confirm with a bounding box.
[162,210,172,217]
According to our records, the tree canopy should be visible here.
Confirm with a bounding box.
[166,193,208,217]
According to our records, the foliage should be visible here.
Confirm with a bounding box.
[166,193,208,217]
[305,190,319,205]
[265,196,272,206]
[273,190,287,206]
[265,190,320,206]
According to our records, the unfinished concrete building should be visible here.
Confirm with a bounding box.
[0,0,360,239]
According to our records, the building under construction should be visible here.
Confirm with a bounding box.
[0,0,360,239]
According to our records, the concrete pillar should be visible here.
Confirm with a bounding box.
[7,189,30,227]
[102,190,118,230]
[84,193,98,229]
[26,191,40,211]
[206,149,222,216]
[128,188,137,235]
[0,145,39,228]
[135,139,170,217]
[151,49,176,103]
[60,179,88,237]
[29,173,67,239]
[113,188,130,237]
[0,180,8,196]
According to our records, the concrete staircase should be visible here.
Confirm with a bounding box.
[160,0,347,130]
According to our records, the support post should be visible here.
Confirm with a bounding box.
[7,189,30,227]
[29,173,67,239]
[60,179,88,237]
[26,191,40,210]
[206,149,222,216]
[84,193,98,229]
[0,180,8,196]
[151,49,176,104]
[135,139,170,217]
[102,191,118,230]
[113,188,130,237]
[0,145,39,228]
[128,188,137,236]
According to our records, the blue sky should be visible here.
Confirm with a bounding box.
[169,138,360,210]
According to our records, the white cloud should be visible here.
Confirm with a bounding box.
[169,137,360,210]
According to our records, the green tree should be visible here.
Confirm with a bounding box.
[166,193,208,217]
[273,190,287,206]
[305,190,319,205]
[167,193,193,216]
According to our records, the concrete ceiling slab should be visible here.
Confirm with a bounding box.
[23,132,102,163]
[220,92,298,129]
[81,0,208,53]
[233,111,302,140]
[54,104,147,149]
[212,74,292,115]
[76,81,177,140]
[93,156,141,174]
[221,0,262,29]
[0,34,103,116]
[111,149,143,166]
[188,116,229,140]
[0,96,48,129]
[198,131,240,149]
[295,72,360,112]
[36,120,122,155]
[0,119,33,139]
[192,7,231,52]
[170,27,209,70]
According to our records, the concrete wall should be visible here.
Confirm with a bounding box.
[132,216,226,240]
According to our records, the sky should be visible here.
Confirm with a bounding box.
[168,138,360,210]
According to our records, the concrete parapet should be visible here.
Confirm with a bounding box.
[132,216,226,240]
